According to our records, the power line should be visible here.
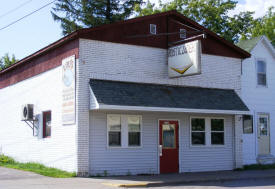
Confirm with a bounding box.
[0,0,33,20]
[0,0,57,31]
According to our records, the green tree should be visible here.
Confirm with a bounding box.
[241,6,275,46]
[0,54,18,71]
[135,0,254,43]
[52,0,143,35]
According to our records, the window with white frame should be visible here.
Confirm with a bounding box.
[107,115,121,147]
[107,114,142,148]
[128,116,141,146]
[211,119,224,145]
[191,117,225,146]
[191,118,205,145]
[257,60,267,86]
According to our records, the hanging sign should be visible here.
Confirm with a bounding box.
[168,40,201,78]
[62,55,76,125]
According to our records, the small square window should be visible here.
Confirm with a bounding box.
[192,132,205,145]
[211,132,224,145]
[43,111,51,138]
[150,24,156,35]
[180,29,186,39]
[243,115,253,134]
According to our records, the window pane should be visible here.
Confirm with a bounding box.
[257,61,266,73]
[243,115,253,134]
[162,124,175,148]
[259,117,268,136]
[108,115,121,131]
[191,132,205,145]
[44,112,51,137]
[211,119,224,131]
[109,132,121,146]
[128,116,140,132]
[211,133,224,145]
[191,118,205,131]
[257,73,266,86]
[129,132,140,146]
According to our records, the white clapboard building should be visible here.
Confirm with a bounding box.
[238,36,275,165]
[0,11,251,176]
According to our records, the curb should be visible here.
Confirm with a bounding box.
[102,182,149,187]
[102,175,275,188]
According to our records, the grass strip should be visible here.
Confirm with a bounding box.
[0,155,76,178]
[235,163,275,171]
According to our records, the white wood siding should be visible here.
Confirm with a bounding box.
[89,111,234,175]
[241,39,275,164]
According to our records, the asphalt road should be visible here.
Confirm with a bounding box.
[134,178,275,189]
[1,166,275,189]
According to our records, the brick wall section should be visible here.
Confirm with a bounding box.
[234,115,243,168]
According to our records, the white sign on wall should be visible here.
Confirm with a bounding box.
[168,40,201,78]
[62,55,76,125]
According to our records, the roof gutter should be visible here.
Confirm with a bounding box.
[94,104,250,115]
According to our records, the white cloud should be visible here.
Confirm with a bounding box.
[150,0,275,18]
[228,0,275,18]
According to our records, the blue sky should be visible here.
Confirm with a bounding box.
[0,0,274,60]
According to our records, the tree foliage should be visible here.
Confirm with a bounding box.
[52,0,143,35]
[135,0,255,43]
[241,6,275,46]
[0,54,17,71]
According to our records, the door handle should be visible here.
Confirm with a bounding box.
[159,145,162,156]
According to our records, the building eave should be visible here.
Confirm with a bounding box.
[94,104,250,115]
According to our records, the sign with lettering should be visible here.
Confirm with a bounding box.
[62,55,75,125]
[168,40,201,78]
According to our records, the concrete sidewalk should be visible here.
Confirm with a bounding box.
[98,169,275,187]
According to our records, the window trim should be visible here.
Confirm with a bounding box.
[190,116,225,147]
[190,117,206,146]
[210,118,225,146]
[162,122,177,149]
[255,58,268,87]
[243,115,254,134]
[158,119,180,152]
[107,114,142,149]
[257,113,270,137]
[107,114,122,148]
[42,110,51,138]
[127,115,142,148]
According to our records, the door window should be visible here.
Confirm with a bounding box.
[259,116,268,136]
[162,123,176,148]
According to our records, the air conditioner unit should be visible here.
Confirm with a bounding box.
[21,104,34,121]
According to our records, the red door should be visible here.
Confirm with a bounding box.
[159,120,179,173]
